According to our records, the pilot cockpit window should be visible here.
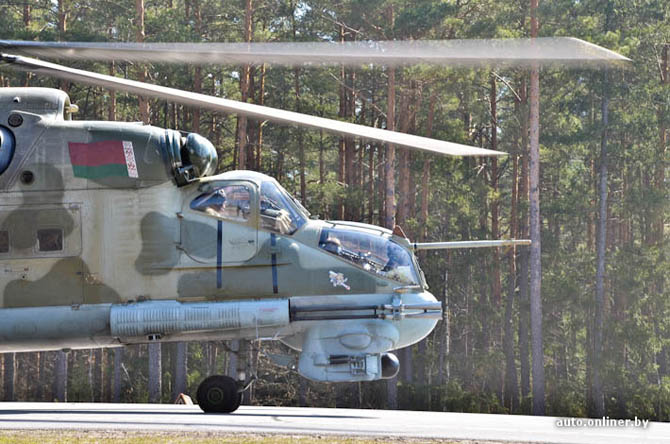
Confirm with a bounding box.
[319,227,419,285]
[260,181,306,235]
[190,184,251,222]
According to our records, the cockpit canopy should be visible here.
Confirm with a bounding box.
[318,226,419,286]
[190,176,308,235]
[259,181,307,234]
[190,183,252,222]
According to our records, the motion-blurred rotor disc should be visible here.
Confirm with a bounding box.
[0,38,629,67]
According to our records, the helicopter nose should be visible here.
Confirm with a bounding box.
[393,290,441,349]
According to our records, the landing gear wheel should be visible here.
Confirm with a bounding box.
[196,375,242,413]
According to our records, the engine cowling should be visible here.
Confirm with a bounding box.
[161,129,217,186]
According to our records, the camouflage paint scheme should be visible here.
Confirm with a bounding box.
[0,89,439,383]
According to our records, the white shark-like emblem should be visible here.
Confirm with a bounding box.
[329,271,351,290]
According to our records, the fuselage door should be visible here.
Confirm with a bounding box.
[180,180,258,264]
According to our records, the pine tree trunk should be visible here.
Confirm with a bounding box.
[396,102,407,226]
[336,27,346,220]
[21,5,32,87]
[237,339,249,404]
[298,376,307,407]
[396,88,413,384]
[489,75,503,402]
[227,340,238,378]
[418,96,434,389]
[529,0,545,415]
[54,351,68,402]
[344,69,356,221]
[23,4,31,27]
[192,0,202,132]
[94,349,103,402]
[57,0,70,92]
[384,5,398,410]
[420,93,436,241]
[384,64,396,231]
[173,342,188,401]
[378,147,386,226]
[135,0,149,123]
[417,339,426,389]
[653,48,668,241]
[236,0,253,168]
[368,143,375,223]
[295,68,306,203]
[112,348,123,402]
[207,342,218,375]
[504,153,520,411]
[438,268,450,385]
[318,99,326,215]
[255,64,266,170]
[236,109,248,170]
[88,349,95,402]
[366,79,378,224]
[653,45,669,383]
[58,0,68,34]
[148,342,162,403]
[2,353,15,401]
[490,75,502,307]
[36,352,45,401]
[592,70,609,418]
[108,62,116,121]
[517,77,531,403]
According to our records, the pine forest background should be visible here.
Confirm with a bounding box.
[0,0,669,420]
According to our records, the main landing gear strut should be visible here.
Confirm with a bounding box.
[196,375,255,413]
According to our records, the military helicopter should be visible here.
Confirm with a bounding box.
[0,39,625,413]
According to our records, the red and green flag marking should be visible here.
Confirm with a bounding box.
[68,140,138,179]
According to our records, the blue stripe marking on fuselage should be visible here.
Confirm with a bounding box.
[217,220,223,288]
[271,233,278,294]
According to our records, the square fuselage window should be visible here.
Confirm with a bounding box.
[0,230,8,253]
[37,228,63,252]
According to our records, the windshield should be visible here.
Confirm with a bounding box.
[260,181,307,235]
[319,227,419,285]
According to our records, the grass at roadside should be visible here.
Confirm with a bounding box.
[0,430,502,444]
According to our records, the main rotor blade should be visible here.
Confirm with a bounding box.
[0,38,629,67]
[0,54,504,157]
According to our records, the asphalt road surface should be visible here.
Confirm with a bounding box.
[1,402,669,443]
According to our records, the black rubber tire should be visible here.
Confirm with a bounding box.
[196,375,242,413]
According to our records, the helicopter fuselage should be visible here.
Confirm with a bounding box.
[0,87,441,383]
